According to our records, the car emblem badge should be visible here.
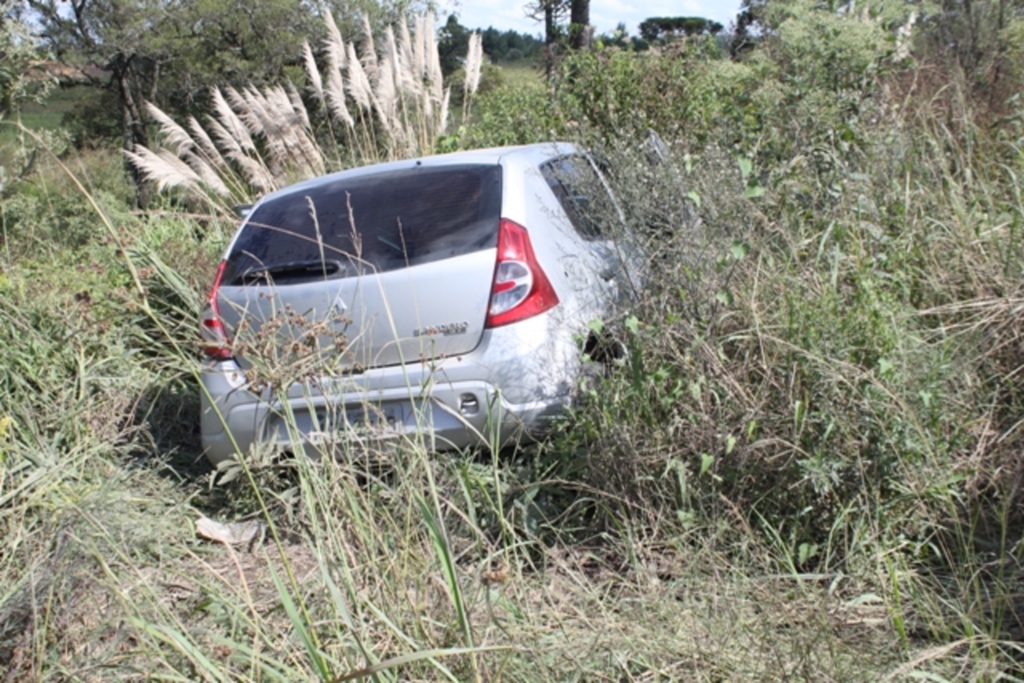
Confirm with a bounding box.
[413,321,469,337]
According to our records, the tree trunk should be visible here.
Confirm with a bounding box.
[543,2,557,79]
[569,0,590,50]
[113,55,151,208]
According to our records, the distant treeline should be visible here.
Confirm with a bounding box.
[439,15,543,72]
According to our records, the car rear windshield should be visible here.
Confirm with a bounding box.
[223,164,503,285]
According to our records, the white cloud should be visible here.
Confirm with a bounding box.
[445,0,743,37]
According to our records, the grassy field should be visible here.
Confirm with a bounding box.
[0,86,86,136]
[1,108,63,135]
[4,9,1024,681]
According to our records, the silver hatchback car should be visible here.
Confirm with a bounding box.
[200,142,639,464]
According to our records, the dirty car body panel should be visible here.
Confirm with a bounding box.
[200,142,637,464]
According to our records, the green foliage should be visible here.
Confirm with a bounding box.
[772,1,893,97]
[127,12,480,211]
[0,8,53,114]
[439,15,542,74]
[469,40,759,150]
[1,146,132,251]
[464,74,559,147]
[25,0,422,146]
[469,3,1024,665]
[478,25,543,62]
[550,99,1024,662]
[447,63,505,111]
[638,16,724,42]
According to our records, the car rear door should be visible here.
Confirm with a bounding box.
[214,162,503,373]
[539,154,634,314]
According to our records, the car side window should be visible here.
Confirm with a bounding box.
[541,155,616,241]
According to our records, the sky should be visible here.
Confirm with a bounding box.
[443,1,745,38]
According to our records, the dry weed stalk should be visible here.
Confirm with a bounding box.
[463,32,483,121]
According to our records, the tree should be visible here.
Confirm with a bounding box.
[728,1,921,57]
[735,0,769,35]
[20,0,417,204]
[1,2,51,115]
[730,0,806,55]
[526,0,569,47]
[23,0,174,204]
[525,0,592,49]
[569,0,590,49]
[438,14,470,74]
[638,16,724,43]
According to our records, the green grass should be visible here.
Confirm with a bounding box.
[4,109,63,132]
[0,139,1015,682]
[493,60,545,90]
[0,87,87,141]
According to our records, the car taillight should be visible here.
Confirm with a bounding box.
[486,219,559,328]
[201,260,233,360]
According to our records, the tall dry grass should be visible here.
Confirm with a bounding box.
[126,12,483,214]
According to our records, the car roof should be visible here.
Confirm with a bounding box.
[258,142,581,203]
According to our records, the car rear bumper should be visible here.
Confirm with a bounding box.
[200,358,572,465]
